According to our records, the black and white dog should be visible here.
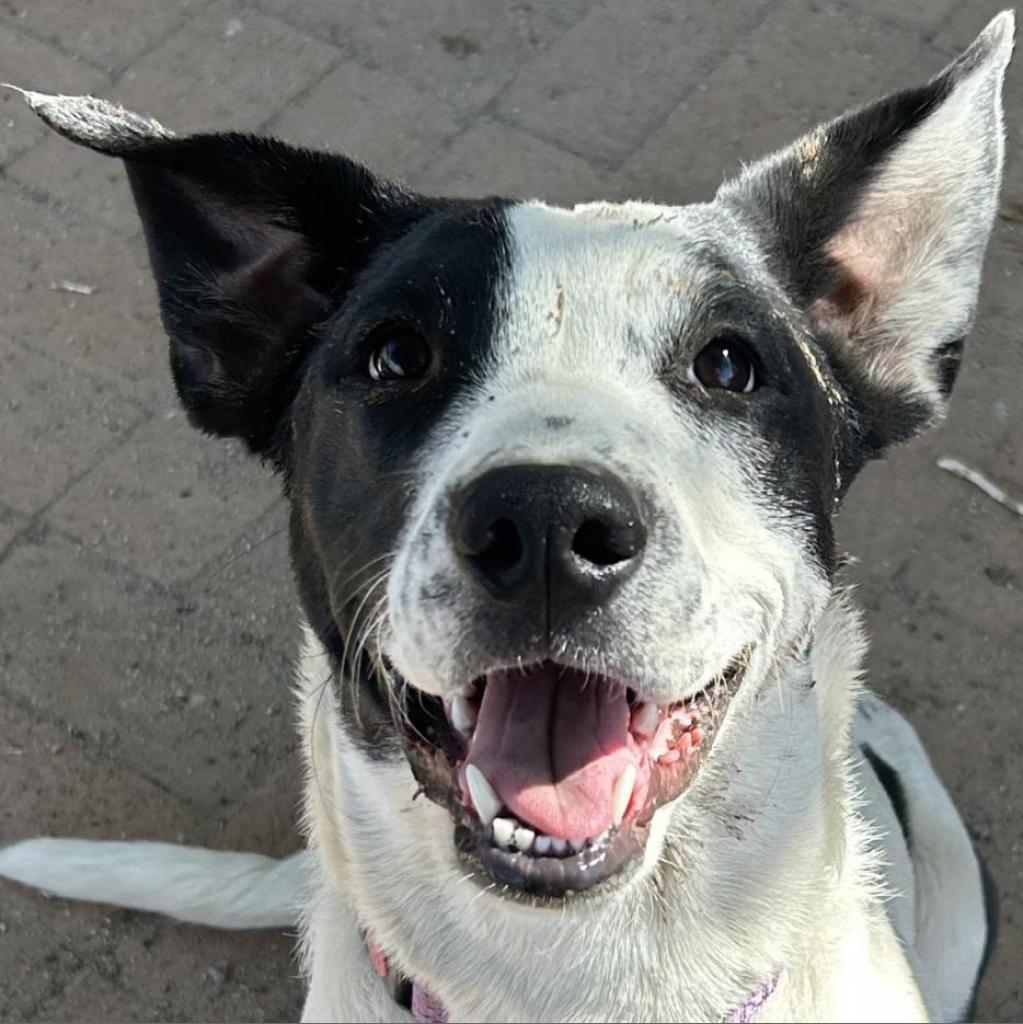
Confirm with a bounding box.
[0,13,1014,1022]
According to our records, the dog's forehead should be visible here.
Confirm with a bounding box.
[497,199,762,367]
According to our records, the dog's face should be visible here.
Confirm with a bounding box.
[291,196,845,892]
[24,16,1010,906]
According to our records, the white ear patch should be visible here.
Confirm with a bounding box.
[809,13,1013,408]
[2,85,173,153]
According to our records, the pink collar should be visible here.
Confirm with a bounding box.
[365,931,778,1023]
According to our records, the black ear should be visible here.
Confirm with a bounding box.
[717,13,1014,453]
[14,89,426,459]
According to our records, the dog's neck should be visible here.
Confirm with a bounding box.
[297,595,905,1021]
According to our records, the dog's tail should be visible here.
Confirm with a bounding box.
[0,839,309,929]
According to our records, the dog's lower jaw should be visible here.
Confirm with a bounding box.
[295,597,928,1023]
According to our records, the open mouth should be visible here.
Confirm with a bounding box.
[396,658,744,899]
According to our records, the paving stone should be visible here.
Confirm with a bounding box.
[7,134,145,239]
[0,526,298,812]
[840,0,960,30]
[47,412,282,585]
[266,59,462,183]
[111,0,340,135]
[0,885,300,1023]
[214,761,304,859]
[414,116,612,204]
[0,696,203,847]
[0,0,210,73]
[0,504,26,552]
[619,0,944,204]
[256,0,593,115]
[0,22,108,166]
[0,181,172,404]
[496,0,773,167]
[0,340,145,517]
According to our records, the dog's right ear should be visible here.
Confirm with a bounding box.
[11,90,427,460]
[716,13,1014,457]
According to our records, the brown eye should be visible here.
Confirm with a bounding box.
[367,326,432,382]
[689,334,757,393]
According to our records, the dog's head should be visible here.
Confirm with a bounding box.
[19,15,1012,903]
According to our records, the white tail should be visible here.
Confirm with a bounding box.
[0,839,310,929]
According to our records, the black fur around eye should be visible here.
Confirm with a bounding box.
[367,326,432,382]
[689,334,757,394]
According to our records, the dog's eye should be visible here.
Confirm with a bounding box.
[367,326,432,382]
[689,334,757,393]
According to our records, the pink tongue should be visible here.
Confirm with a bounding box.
[465,664,635,840]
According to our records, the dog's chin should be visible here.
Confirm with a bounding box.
[389,653,749,904]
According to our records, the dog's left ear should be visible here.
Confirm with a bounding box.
[11,89,428,460]
[719,12,1014,453]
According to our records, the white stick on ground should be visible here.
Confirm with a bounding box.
[936,457,1023,518]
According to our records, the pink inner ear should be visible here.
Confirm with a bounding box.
[807,190,947,343]
[219,233,328,329]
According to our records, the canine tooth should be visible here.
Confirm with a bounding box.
[465,764,501,826]
[569,838,586,853]
[513,827,535,852]
[449,694,477,737]
[492,817,515,847]
[631,701,659,737]
[612,764,637,827]
[534,835,552,855]
[551,837,568,855]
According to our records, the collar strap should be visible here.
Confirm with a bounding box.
[365,931,447,1023]
[730,973,779,1023]
[365,930,777,1023]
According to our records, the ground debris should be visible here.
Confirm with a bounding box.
[998,200,1023,223]
[49,279,97,296]
[937,457,1023,518]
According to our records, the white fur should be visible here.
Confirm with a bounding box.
[0,839,309,929]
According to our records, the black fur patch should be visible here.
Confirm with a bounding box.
[123,133,426,459]
[113,129,513,756]
[861,743,911,849]
[658,255,841,574]
[935,336,967,397]
[288,200,513,757]
[966,843,1000,1022]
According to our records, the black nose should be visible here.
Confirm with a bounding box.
[450,464,647,620]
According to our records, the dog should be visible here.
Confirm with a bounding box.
[0,12,1014,1022]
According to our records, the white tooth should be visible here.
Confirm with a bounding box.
[465,764,501,826]
[551,837,568,855]
[513,827,535,852]
[449,694,477,737]
[534,835,552,855]
[612,764,637,827]
[492,817,515,847]
[632,701,659,737]
[569,838,586,853]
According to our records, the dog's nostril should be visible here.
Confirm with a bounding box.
[475,517,524,574]
[571,518,639,567]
